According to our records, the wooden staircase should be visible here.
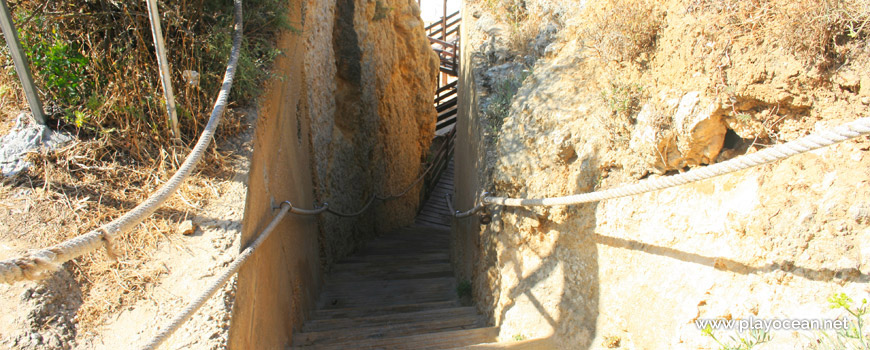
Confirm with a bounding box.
[290,225,499,349]
[290,11,554,350]
[428,11,460,135]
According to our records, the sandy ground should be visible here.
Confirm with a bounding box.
[0,110,254,350]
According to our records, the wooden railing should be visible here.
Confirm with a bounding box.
[420,10,460,205]
[427,11,460,135]
[427,10,460,77]
[421,126,455,207]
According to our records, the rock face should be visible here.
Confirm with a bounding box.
[231,1,437,348]
[457,0,870,348]
[305,0,439,267]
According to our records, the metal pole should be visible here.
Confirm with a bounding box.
[145,0,180,139]
[0,0,45,124]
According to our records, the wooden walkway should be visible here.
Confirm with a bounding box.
[415,157,454,229]
[291,223,497,349]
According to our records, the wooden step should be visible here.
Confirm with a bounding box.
[293,314,484,347]
[395,225,450,234]
[301,306,481,333]
[359,237,448,251]
[337,252,450,264]
[311,300,461,320]
[326,262,454,282]
[318,284,457,309]
[436,98,457,112]
[451,337,557,350]
[320,277,457,298]
[291,326,499,350]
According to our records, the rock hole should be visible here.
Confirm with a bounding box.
[840,84,858,94]
[722,128,744,150]
[717,127,756,162]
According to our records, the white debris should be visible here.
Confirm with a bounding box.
[0,113,74,177]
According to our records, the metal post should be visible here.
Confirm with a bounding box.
[0,0,45,124]
[145,0,180,139]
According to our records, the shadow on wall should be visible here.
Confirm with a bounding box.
[593,234,870,283]
[485,204,601,348]
[478,151,602,347]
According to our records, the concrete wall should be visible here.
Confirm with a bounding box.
[452,0,482,287]
[227,3,321,347]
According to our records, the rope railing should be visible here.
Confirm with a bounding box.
[303,146,447,218]
[447,116,870,216]
[0,0,244,285]
[140,199,288,350]
[140,126,445,348]
[142,115,870,347]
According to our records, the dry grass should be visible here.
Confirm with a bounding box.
[1,136,234,328]
[693,0,870,65]
[0,0,285,148]
[482,0,549,55]
[575,0,665,63]
[0,0,280,330]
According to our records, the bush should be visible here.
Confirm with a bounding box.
[578,0,665,63]
[1,0,290,149]
[697,0,870,65]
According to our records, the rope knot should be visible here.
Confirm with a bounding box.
[99,228,120,261]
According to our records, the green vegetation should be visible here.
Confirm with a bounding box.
[810,293,870,350]
[601,81,643,119]
[701,326,772,350]
[483,67,531,134]
[20,28,90,114]
[1,0,293,147]
[457,280,472,299]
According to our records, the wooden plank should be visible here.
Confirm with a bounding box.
[435,88,457,103]
[302,307,479,332]
[291,327,499,350]
[311,301,461,320]
[437,115,457,129]
[436,96,457,112]
[438,106,457,121]
[425,10,459,30]
[436,80,458,94]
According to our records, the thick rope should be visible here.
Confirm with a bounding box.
[446,193,485,218]
[456,116,869,211]
[140,199,287,350]
[0,0,244,285]
[284,200,329,215]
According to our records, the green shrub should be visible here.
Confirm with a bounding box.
[0,0,290,148]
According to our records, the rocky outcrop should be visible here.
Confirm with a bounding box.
[457,0,870,348]
[304,0,439,266]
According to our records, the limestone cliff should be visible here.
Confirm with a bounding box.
[304,0,439,267]
[457,0,870,348]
